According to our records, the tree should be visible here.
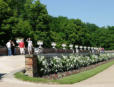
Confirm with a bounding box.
[0,0,114,50]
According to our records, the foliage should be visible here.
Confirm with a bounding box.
[15,72,51,83]
[0,0,114,49]
[0,0,50,47]
[15,60,114,84]
[56,60,114,84]
[36,53,114,76]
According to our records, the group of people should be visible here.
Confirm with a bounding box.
[6,38,33,56]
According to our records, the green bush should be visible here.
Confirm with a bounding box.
[36,53,114,76]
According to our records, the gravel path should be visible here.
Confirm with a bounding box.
[0,55,114,87]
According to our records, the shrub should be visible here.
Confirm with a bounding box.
[36,53,114,76]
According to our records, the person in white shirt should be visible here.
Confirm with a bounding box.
[6,40,12,56]
[26,38,33,54]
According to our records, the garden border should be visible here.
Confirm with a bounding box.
[15,59,114,84]
[25,54,114,80]
[42,59,114,80]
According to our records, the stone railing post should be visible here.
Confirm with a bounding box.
[25,54,38,77]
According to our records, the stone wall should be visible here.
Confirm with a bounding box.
[0,47,7,56]
[25,55,38,77]
[0,47,20,55]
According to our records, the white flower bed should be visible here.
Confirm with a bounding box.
[37,53,114,76]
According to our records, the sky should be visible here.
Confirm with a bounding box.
[40,0,114,27]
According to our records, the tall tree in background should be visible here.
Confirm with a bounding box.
[0,0,50,47]
[24,0,50,47]
[0,0,114,49]
[0,0,13,45]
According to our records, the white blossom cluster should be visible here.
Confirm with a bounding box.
[37,53,114,76]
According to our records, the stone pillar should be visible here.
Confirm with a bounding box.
[25,54,38,77]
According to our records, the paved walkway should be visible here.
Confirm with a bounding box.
[0,56,114,87]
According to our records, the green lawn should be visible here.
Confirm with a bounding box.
[15,60,114,84]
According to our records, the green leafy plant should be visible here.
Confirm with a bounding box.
[36,53,114,76]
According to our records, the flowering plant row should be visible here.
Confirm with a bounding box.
[37,53,114,76]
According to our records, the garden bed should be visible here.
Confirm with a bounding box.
[42,58,114,80]
[15,59,114,84]
[32,53,114,79]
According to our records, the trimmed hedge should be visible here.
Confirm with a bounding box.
[36,53,114,76]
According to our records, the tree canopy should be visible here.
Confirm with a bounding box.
[0,0,114,50]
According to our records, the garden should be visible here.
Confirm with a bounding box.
[15,53,114,84]
[36,53,114,77]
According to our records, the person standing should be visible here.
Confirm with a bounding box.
[19,39,25,55]
[11,41,15,55]
[26,38,33,54]
[6,40,12,56]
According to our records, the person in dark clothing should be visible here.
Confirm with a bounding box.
[11,41,15,55]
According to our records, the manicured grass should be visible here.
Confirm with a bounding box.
[56,60,114,84]
[15,72,52,83]
[15,60,114,84]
